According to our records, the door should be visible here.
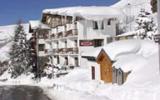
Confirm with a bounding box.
[75,57,78,66]
[117,69,124,85]
[91,66,95,80]
[100,57,112,83]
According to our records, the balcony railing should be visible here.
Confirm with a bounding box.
[64,29,78,37]
[50,47,79,55]
[57,32,63,38]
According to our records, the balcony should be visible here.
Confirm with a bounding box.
[63,29,78,37]
[57,32,63,38]
[50,33,55,39]
[56,47,79,54]
[73,47,79,54]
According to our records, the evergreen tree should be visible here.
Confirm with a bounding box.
[9,20,30,78]
[135,9,156,39]
[151,0,157,13]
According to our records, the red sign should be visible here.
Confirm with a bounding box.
[80,40,94,46]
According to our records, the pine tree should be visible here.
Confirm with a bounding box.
[135,9,156,39]
[151,0,157,13]
[9,20,30,78]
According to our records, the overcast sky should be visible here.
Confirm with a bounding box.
[0,0,119,25]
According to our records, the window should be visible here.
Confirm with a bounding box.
[39,44,45,51]
[107,37,113,43]
[93,21,98,29]
[75,57,79,66]
[91,66,95,80]
[107,19,112,25]
[65,57,68,65]
[38,30,49,39]
[74,40,77,47]
[101,21,104,30]
[94,39,104,47]
[57,56,60,64]
[65,41,67,48]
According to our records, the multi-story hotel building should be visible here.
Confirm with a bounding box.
[29,6,122,69]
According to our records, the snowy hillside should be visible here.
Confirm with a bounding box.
[0,24,30,61]
[111,0,154,32]
[112,0,151,15]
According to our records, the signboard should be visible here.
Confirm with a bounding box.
[79,40,94,46]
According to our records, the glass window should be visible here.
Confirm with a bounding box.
[108,19,112,25]
[101,21,104,30]
[94,39,104,47]
[93,21,98,29]
[39,44,45,51]
[107,37,113,43]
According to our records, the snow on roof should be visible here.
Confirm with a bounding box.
[108,39,158,72]
[29,20,50,30]
[113,54,147,72]
[82,39,142,59]
[43,6,122,20]
[83,39,157,72]
[103,39,142,60]
[81,47,102,58]
[116,29,145,37]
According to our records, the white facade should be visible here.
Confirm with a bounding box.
[87,61,101,81]
[30,6,121,68]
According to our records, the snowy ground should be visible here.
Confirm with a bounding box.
[1,66,160,100]
[0,0,159,100]
[1,46,160,100]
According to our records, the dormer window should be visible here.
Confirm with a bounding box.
[93,21,98,30]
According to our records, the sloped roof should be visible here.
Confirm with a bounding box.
[43,6,122,20]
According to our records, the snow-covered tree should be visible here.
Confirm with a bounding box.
[151,0,157,13]
[9,20,31,78]
[135,9,156,39]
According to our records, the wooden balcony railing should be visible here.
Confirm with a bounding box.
[64,29,78,37]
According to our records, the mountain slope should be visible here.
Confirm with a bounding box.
[0,24,30,61]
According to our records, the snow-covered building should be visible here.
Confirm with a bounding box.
[29,6,122,69]
[82,39,157,85]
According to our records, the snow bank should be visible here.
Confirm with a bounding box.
[125,53,159,84]
[113,54,147,72]
[103,39,141,60]
[104,39,158,84]
[43,6,122,20]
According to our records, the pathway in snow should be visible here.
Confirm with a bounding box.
[0,85,53,100]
